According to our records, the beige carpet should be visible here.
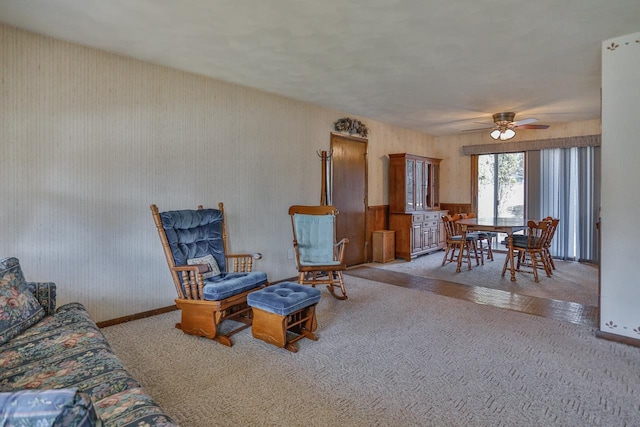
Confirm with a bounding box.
[367,251,599,307]
[101,277,638,427]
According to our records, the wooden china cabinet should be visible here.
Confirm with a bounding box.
[388,153,447,261]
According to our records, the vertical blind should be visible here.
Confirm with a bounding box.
[527,146,601,262]
[464,135,601,263]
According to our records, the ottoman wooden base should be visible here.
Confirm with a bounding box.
[251,305,318,353]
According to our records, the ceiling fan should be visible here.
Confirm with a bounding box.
[463,112,550,140]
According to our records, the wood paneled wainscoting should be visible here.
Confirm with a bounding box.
[440,203,471,216]
[365,204,471,263]
[366,205,389,262]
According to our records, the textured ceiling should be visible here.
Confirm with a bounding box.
[1,0,639,136]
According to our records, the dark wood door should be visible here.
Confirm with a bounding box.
[331,133,367,266]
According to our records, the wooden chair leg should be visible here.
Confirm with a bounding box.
[486,236,494,261]
[539,253,552,277]
[502,249,513,276]
[463,241,472,270]
[473,241,480,265]
[530,253,540,282]
[442,245,452,266]
[327,271,348,300]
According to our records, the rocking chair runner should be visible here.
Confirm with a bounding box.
[150,203,268,346]
[289,205,349,300]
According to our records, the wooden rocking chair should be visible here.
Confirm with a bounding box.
[289,205,349,300]
[150,203,268,346]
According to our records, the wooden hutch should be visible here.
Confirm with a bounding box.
[388,153,447,261]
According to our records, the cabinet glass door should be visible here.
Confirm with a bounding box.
[432,163,439,208]
[405,159,414,211]
[415,161,423,210]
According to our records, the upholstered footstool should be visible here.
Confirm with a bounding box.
[247,282,321,352]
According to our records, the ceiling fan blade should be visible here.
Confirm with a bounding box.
[515,124,550,129]
[461,126,494,133]
[511,117,538,126]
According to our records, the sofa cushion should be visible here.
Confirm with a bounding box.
[27,281,57,316]
[0,257,26,283]
[0,302,178,426]
[0,261,45,345]
[0,388,99,427]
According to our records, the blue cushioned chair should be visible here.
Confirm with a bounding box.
[289,205,349,300]
[151,203,268,346]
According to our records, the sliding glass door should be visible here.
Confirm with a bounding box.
[477,152,525,220]
[476,153,525,247]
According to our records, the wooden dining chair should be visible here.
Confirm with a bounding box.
[441,214,479,270]
[504,219,553,282]
[466,212,494,263]
[511,217,558,274]
[542,216,560,271]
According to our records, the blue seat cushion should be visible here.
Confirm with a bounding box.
[247,282,321,316]
[451,234,477,241]
[512,236,543,249]
[202,271,268,301]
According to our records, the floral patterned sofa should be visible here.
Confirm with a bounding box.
[0,257,177,426]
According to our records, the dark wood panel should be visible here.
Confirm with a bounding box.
[440,202,471,215]
[595,330,640,348]
[331,133,368,266]
[366,205,389,262]
[97,305,178,328]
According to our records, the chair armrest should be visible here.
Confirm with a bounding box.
[334,238,349,263]
[225,253,262,272]
[27,282,56,316]
[171,265,205,300]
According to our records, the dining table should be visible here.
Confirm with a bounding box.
[455,217,528,281]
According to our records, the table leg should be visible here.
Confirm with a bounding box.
[456,225,466,273]
[507,233,517,281]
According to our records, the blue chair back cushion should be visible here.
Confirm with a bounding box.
[160,209,267,300]
[160,209,227,274]
[293,214,340,266]
[0,257,45,345]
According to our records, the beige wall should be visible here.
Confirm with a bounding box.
[0,24,435,321]
[435,119,601,204]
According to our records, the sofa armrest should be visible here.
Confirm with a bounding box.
[27,281,57,316]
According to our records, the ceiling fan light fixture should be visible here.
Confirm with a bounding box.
[490,127,516,140]
[501,128,516,140]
